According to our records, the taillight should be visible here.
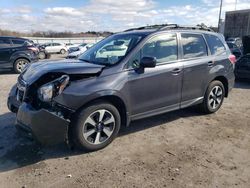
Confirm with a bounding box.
[28,47,39,52]
[229,54,236,64]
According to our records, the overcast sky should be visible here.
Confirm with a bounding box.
[0,0,250,32]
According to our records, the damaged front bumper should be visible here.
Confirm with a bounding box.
[16,102,70,145]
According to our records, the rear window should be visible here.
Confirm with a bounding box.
[181,33,208,59]
[0,39,11,48]
[205,34,226,55]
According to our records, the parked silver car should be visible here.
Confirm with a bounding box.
[43,42,68,54]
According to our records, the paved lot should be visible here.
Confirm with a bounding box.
[0,63,250,187]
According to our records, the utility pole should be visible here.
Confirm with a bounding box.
[235,0,238,10]
[218,0,223,32]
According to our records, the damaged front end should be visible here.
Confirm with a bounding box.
[8,60,104,145]
[13,74,74,145]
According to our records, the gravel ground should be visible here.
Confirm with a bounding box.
[0,60,250,188]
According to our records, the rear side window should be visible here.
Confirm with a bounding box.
[53,43,61,46]
[142,33,178,63]
[0,39,11,48]
[205,34,226,55]
[181,33,208,59]
[12,39,25,46]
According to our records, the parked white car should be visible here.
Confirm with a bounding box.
[65,43,80,48]
[67,43,94,59]
[43,42,68,54]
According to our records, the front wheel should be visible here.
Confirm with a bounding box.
[71,102,121,151]
[200,80,225,114]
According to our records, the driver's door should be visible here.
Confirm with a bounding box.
[126,33,183,118]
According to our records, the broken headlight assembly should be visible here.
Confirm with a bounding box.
[38,75,70,102]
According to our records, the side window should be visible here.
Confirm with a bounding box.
[11,39,25,47]
[141,34,178,64]
[181,33,208,59]
[205,34,226,55]
[53,43,61,46]
[0,39,11,48]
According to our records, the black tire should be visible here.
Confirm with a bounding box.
[200,80,225,114]
[60,49,66,54]
[71,101,121,151]
[38,51,46,59]
[13,58,29,74]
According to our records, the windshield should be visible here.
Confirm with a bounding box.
[78,34,144,65]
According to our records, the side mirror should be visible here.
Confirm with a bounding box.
[140,56,157,68]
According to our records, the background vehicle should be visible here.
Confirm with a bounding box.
[65,43,79,48]
[68,43,88,53]
[227,42,243,59]
[43,42,68,54]
[235,54,250,80]
[34,44,51,60]
[67,43,94,59]
[226,37,243,48]
[0,36,39,73]
[95,40,127,58]
[8,24,235,151]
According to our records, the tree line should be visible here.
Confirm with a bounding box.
[0,29,113,38]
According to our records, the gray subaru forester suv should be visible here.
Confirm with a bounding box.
[8,24,235,151]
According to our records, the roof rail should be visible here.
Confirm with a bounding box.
[124,24,214,32]
[157,24,214,32]
[124,24,175,32]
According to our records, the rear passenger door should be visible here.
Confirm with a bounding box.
[0,38,12,68]
[180,33,211,107]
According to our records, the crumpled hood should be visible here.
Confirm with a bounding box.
[20,59,104,84]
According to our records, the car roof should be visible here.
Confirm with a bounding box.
[0,36,29,40]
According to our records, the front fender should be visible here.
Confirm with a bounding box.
[54,89,130,113]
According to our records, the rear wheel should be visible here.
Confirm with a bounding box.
[38,51,46,59]
[200,80,225,114]
[14,58,29,74]
[72,102,121,151]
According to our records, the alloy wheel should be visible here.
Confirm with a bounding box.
[208,85,223,109]
[82,109,115,145]
[16,60,27,72]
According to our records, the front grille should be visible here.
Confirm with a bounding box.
[17,89,25,102]
[17,77,27,102]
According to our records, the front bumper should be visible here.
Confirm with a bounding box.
[7,84,20,113]
[16,102,69,145]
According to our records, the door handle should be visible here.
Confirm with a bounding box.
[171,68,181,75]
[208,61,214,67]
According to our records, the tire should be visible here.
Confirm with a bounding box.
[60,49,66,54]
[71,101,121,151]
[13,58,29,74]
[38,51,46,59]
[200,80,225,114]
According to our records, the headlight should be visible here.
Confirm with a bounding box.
[38,75,69,102]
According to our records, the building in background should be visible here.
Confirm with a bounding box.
[224,9,250,38]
